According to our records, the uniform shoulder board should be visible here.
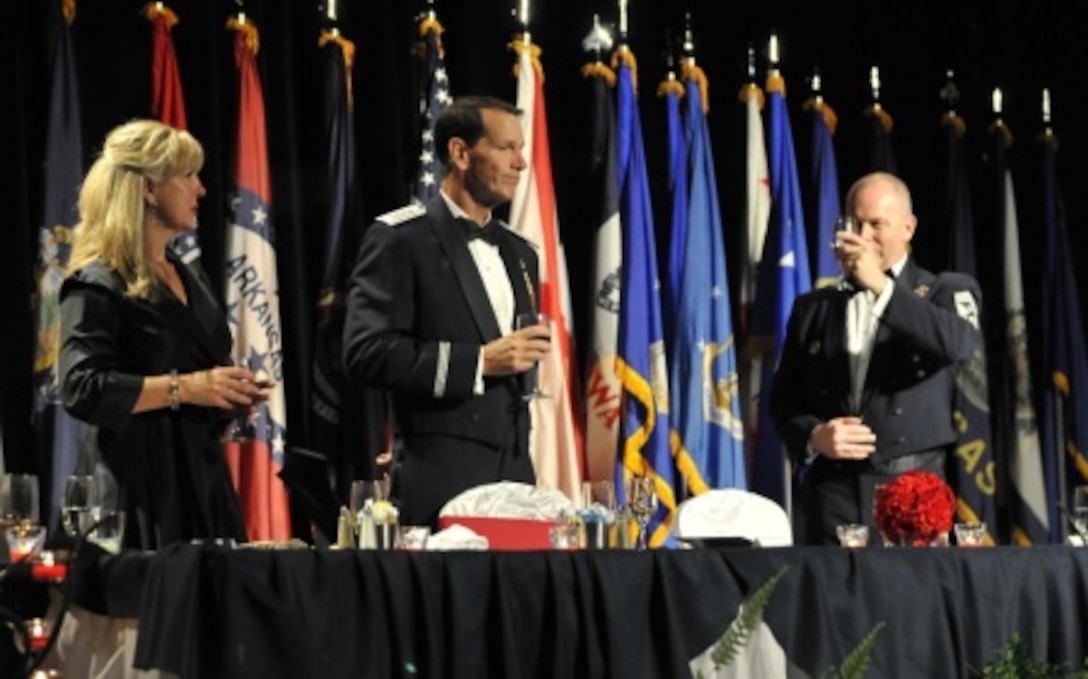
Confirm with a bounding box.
[376,203,426,227]
[496,219,539,250]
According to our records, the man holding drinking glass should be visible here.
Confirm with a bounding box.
[342,96,550,529]
[769,171,982,545]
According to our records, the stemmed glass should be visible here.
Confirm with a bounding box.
[625,476,658,551]
[514,312,551,400]
[1,473,41,530]
[2,473,44,561]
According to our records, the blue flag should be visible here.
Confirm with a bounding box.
[669,64,745,494]
[751,70,811,508]
[808,98,841,288]
[614,48,677,546]
[413,11,451,203]
[34,2,87,534]
[1038,128,1088,541]
[940,112,997,540]
[662,74,687,350]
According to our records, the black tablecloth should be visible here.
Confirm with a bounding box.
[73,544,1088,678]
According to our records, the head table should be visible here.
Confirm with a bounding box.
[54,543,1088,678]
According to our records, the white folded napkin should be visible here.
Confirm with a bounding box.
[426,523,490,551]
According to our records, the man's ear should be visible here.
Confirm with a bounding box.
[447,137,470,169]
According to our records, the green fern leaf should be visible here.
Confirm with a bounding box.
[710,565,789,669]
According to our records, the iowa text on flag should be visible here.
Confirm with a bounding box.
[581,55,622,483]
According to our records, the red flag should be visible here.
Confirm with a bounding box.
[145,2,187,130]
[509,36,585,499]
[223,17,291,541]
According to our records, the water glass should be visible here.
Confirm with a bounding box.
[398,525,431,551]
[61,474,100,538]
[954,521,987,547]
[836,523,869,548]
[89,508,126,553]
[548,523,580,549]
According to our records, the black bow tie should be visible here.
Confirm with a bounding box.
[461,219,503,245]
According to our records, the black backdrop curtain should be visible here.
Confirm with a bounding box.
[5,0,1088,534]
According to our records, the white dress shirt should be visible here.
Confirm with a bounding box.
[845,257,905,411]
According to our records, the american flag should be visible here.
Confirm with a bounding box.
[414,10,451,203]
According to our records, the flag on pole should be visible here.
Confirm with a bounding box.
[145,3,201,266]
[990,116,1048,544]
[299,25,388,540]
[668,59,745,493]
[145,2,187,130]
[613,44,677,545]
[33,0,87,534]
[412,8,451,203]
[223,16,291,541]
[660,69,687,347]
[864,67,897,173]
[1037,116,1088,541]
[581,52,622,483]
[738,80,771,330]
[939,109,997,540]
[509,34,585,500]
[805,92,841,289]
[738,73,772,489]
[751,63,811,508]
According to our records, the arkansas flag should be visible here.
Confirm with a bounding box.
[223,17,291,541]
[508,34,585,499]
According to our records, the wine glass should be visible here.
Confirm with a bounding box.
[61,474,99,538]
[0,473,41,530]
[514,312,551,400]
[625,476,658,551]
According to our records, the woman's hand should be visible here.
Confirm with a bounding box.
[180,366,275,411]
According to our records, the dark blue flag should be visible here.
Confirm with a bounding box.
[940,112,997,541]
[1038,126,1088,541]
[807,97,841,288]
[34,1,87,534]
[661,72,687,351]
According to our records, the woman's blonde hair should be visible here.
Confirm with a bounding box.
[68,119,204,300]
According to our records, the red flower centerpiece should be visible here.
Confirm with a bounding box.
[873,471,956,546]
